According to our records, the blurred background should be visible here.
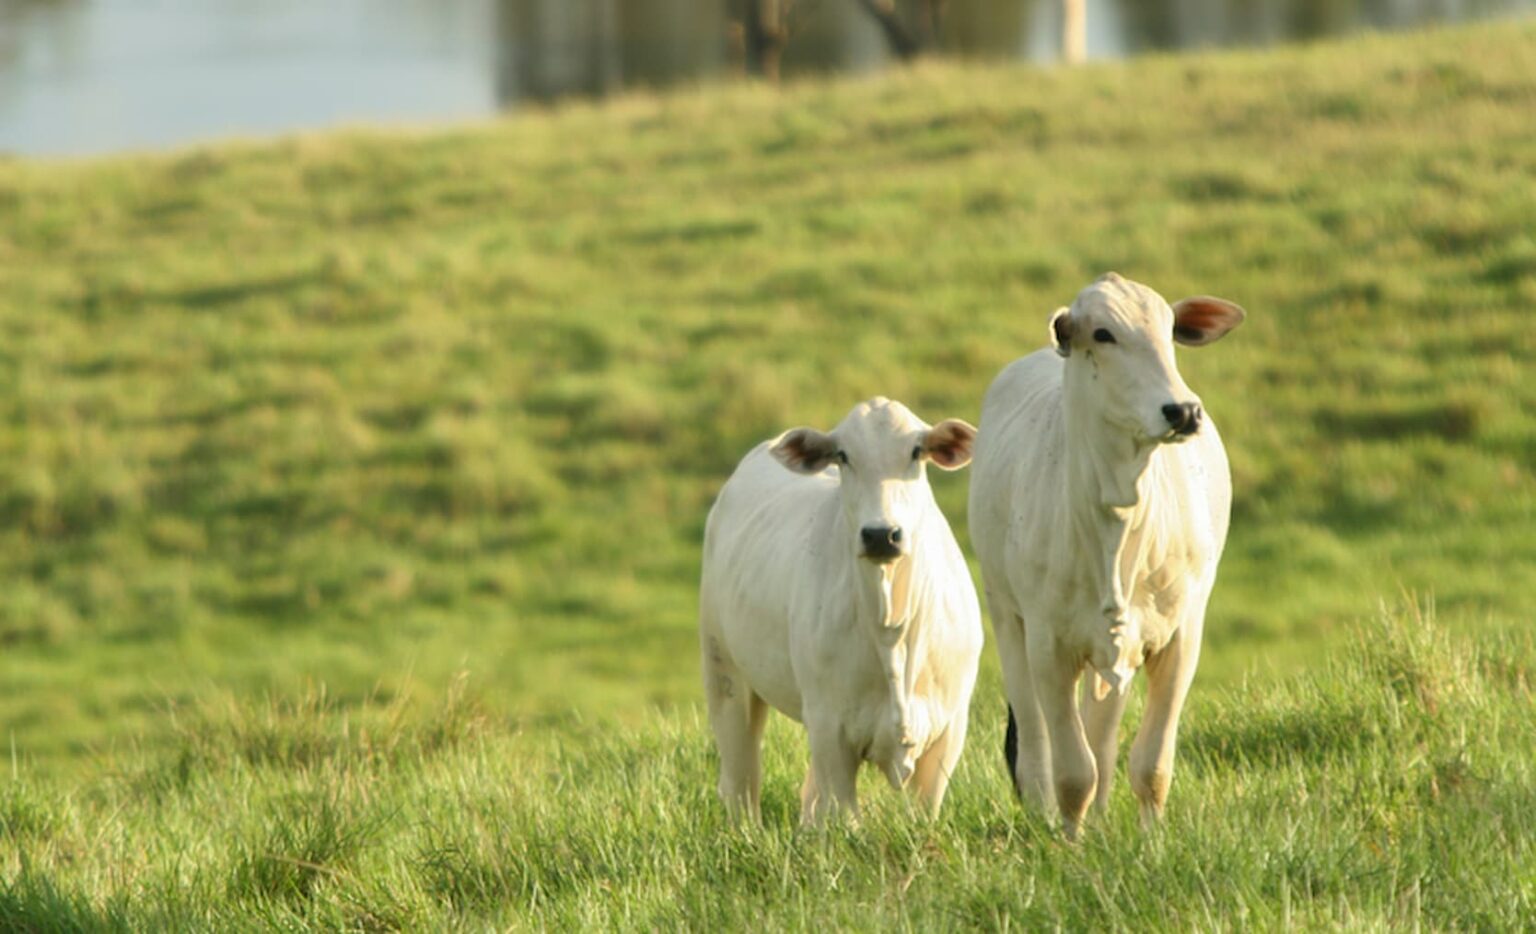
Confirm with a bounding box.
[4,0,1534,155]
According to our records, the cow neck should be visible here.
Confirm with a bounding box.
[850,539,922,639]
[877,551,915,631]
[851,520,928,763]
[1063,404,1159,697]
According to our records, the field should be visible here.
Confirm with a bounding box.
[3,19,1536,928]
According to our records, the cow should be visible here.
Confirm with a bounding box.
[967,273,1245,838]
[700,397,984,825]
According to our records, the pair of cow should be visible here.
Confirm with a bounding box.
[699,273,1247,838]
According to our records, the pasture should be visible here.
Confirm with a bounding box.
[2,19,1534,927]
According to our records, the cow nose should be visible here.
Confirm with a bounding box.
[860,526,903,562]
[1161,402,1202,436]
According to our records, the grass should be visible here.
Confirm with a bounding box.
[2,602,1533,928]
[1,17,1535,926]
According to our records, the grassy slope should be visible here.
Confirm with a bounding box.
[2,22,1534,769]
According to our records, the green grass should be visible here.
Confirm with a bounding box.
[2,18,1535,925]
[3,602,1532,927]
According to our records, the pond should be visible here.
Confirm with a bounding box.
[2,0,1532,156]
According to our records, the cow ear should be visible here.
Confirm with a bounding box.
[923,419,977,471]
[1172,296,1246,346]
[1049,307,1073,358]
[771,428,839,474]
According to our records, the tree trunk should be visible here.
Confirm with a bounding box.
[852,0,922,60]
[1062,0,1086,64]
[907,0,947,51]
[742,0,789,81]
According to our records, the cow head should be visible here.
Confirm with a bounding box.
[771,398,975,564]
[1049,273,1244,443]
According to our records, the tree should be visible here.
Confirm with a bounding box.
[737,0,798,81]
[736,0,1081,80]
[850,0,944,61]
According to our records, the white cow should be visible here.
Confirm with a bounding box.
[700,398,983,824]
[968,273,1245,838]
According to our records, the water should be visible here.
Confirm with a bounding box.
[1,0,1531,156]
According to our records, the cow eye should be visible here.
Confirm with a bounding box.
[1093,328,1116,344]
[834,450,849,465]
[911,445,923,461]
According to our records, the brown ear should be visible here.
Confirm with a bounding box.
[923,419,977,471]
[1049,307,1073,358]
[770,428,839,474]
[1172,296,1246,346]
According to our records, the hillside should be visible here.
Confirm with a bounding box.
[0,20,1533,772]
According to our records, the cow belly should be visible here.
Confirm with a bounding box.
[716,613,803,721]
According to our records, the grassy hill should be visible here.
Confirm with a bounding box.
[2,18,1536,926]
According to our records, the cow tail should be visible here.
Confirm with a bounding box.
[1003,703,1019,797]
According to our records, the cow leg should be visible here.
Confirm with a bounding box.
[1028,637,1097,840]
[802,718,860,826]
[1130,617,1203,826]
[1079,675,1131,815]
[990,598,1054,812]
[702,632,768,823]
[909,716,967,818]
[799,768,817,817]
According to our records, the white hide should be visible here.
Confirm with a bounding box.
[700,398,983,824]
[968,273,1243,837]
